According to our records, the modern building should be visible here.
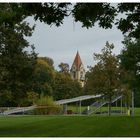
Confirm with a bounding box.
[70,51,86,87]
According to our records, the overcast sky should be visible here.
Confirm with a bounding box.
[26,11,124,71]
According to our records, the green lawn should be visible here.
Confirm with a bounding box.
[133,107,140,116]
[0,114,140,137]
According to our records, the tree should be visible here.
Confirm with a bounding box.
[1,3,140,106]
[0,21,37,106]
[1,3,140,39]
[53,72,82,100]
[85,42,121,115]
[27,91,39,105]
[38,57,54,68]
[119,38,140,107]
[33,57,55,97]
[73,3,140,39]
[58,62,70,74]
[0,3,70,27]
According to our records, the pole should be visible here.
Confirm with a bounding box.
[76,102,78,114]
[131,91,134,116]
[63,104,67,115]
[121,96,123,114]
[79,100,81,115]
[116,100,117,107]
[116,100,117,113]
[108,102,109,116]
[125,101,127,115]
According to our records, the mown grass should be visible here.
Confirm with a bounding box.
[0,113,140,137]
[134,107,140,116]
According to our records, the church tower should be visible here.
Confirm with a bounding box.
[70,51,86,87]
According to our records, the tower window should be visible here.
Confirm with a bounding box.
[80,71,85,81]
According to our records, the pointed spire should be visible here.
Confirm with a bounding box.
[73,51,82,71]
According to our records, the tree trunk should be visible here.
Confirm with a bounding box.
[108,96,112,116]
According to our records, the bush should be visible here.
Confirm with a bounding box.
[35,96,62,115]
[0,90,13,107]
[27,91,39,105]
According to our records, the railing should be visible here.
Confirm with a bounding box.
[0,105,64,115]
[0,105,36,115]
[0,95,123,116]
[82,94,123,115]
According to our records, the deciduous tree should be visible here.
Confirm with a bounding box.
[58,62,70,74]
[33,57,55,97]
[0,21,37,106]
[85,42,121,115]
[1,3,140,39]
[53,72,82,100]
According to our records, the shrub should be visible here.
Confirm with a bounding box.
[35,96,62,115]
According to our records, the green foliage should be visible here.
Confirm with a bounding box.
[134,90,140,107]
[35,96,62,115]
[73,3,116,29]
[0,19,37,106]
[53,72,83,100]
[58,62,70,74]
[17,98,32,107]
[117,3,140,38]
[33,57,55,96]
[85,42,122,115]
[120,38,140,107]
[2,3,140,107]
[1,3,140,39]
[36,96,55,106]
[0,3,70,27]
[85,42,120,94]
[0,90,13,107]
[39,57,54,68]
[72,3,140,39]
[120,38,140,85]
[27,91,39,105]
[120,84,132,108]
[0,3,87,107]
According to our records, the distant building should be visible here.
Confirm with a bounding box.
[70,51,86,87]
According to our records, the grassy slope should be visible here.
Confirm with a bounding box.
[0,115,140,137]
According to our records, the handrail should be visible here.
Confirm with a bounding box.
[83,94,122,115]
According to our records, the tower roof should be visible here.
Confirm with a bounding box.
[72,51,83,71]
